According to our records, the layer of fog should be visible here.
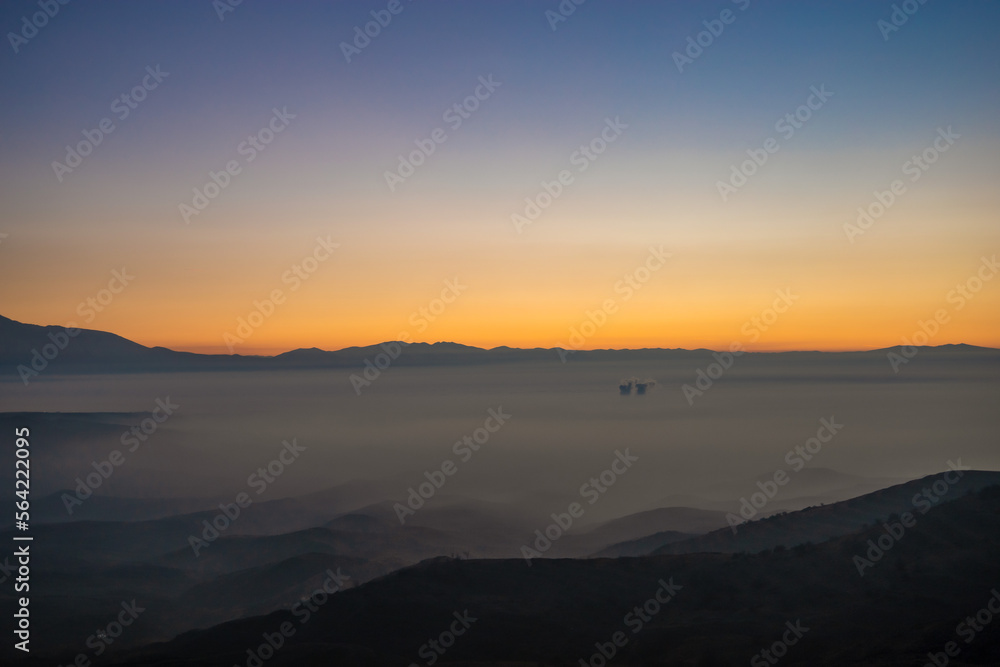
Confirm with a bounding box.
[2,354,997,527]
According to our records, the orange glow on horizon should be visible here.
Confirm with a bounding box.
[3,147,997,356]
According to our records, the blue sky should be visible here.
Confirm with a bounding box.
[1,0,998,352]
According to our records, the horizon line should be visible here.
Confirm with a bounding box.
[4,314,999,359]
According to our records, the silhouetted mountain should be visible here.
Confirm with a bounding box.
[52,484,999,667]
[3,314,998,376]
[575,507,728,558]
[592,529,696,558]
[21,491,223,525]
[651,470,1000,556]
[5,470,998,663]
[0,314,204,373]
[649,468,911,515]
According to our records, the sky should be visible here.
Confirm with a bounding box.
[1,0,998,354]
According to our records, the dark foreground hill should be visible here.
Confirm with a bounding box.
[21,484,994,667]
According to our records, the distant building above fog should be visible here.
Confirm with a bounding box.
[620,378,656,395]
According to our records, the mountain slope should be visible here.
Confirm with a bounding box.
[84,484,1000,667]
[651,469,1000,556]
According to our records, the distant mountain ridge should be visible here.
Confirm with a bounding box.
[2,314,998,377]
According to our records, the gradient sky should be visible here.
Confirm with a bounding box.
[1,0,998,353]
